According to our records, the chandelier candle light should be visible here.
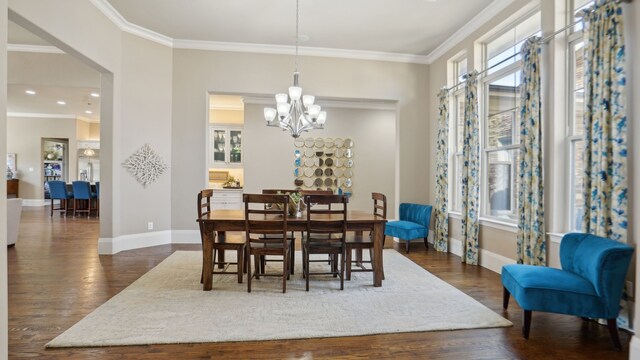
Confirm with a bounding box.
[264,0,326,138]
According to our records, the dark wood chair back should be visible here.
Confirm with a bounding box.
[244,194,289,249]
[372,192,387,219]
[304,194,348,241]
[197,189,213,246]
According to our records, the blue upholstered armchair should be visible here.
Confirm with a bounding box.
[502,233,633,350]
[384,203,432,253]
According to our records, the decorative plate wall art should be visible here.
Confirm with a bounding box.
[295,137,354,195]
[122,143,168,188]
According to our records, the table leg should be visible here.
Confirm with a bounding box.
[203,223,214,291]
[373,222,384,287]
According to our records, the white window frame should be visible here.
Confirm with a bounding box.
[478,9,540,224]
[448,56,467,215]
[481,61,522,223]
[567,0,591,231]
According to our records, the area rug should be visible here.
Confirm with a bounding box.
[46,250,511,347]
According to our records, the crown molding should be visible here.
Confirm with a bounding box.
[7,44,64,54]
[7,112,76,119]
[425,0,515,64]
[90,0,173,47]
[174,39,430,64]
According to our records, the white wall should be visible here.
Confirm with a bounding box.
[7,116,78,200]
[9,0,173,239]
[171,49,429,230]
[242,102,397,216]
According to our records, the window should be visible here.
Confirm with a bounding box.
[481,11,540,222]
[568,0,592,231]
[450,57,467,213]
[486,13,541,74]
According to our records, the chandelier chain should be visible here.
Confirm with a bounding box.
[295,0,299,73]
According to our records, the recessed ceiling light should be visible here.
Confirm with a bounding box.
[25,90,36,95]
[57,100,66,105]
[90,92,100,98]
[85,110,93,114]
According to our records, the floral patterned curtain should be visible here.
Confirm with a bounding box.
[460,71,480,265]
[516,37,545,265]
[434,88,449,252]
[581,1,627,243]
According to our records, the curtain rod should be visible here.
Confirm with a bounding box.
[444,0,632,93]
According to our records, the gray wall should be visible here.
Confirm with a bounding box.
[242,102,397,216]
[171,49,429,230]
[7,116,78,199]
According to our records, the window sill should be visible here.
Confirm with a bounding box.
[448,212,518,233]
[548,233,565,244]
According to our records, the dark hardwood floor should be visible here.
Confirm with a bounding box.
[8,206,630,359]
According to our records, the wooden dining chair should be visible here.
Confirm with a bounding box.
[197,189,246,284]
[261,189,297,275]
[346,192,387,280]
[244,193,292,293]
[302,194,348,291]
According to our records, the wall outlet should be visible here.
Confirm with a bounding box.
[147,222,154,231]
[626,281,634,297]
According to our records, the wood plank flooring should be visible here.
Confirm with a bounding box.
[8,207,630,359]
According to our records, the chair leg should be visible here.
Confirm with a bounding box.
[247,253,252,293]
[254,254,260,280]
[503,287,510,309]
[290,240,295,275]
[340,251,345,290]
[523,310,532,339]
[237,247,244,284]
[305,246,310,291]
[607,318,622,350]
[346,246,352,280]
[424,237,429,250]
[50,199,54,217]
[282,251,288,293]
[406,240,410,253]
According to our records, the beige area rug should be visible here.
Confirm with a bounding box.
[46,250,511,347]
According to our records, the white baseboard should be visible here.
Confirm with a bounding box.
[449,237,516,274]
[171,230,201,244]
[22,199,47,207]
[391,229,435,244]
[98,231,172,255]
[631,335,640,360]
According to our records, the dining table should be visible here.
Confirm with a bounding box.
[198,209,387,290]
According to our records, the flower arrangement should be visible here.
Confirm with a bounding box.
[275,191,305,216]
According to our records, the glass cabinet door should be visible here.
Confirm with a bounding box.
[212,129,227,164]
[229,130,242,165]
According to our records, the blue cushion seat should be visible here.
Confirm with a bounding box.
[501,233,634,349]
[502,264,603,318]
[383,203,432,253]
[384,220,427,240]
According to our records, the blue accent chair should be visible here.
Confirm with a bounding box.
[502,233,634,350]
[72,181,97,217]
[47,180,73,217]
[384,203,432,253]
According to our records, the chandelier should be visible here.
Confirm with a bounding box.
[263,0,326,138]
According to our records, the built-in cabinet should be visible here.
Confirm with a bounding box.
[211,189,243,210]
[210,126,243,167]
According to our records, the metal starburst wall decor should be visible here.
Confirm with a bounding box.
[122,143,168,188]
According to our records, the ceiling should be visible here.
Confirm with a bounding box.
[7,0,504,121]
[105,0,495,57]
[7,21,101,122]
